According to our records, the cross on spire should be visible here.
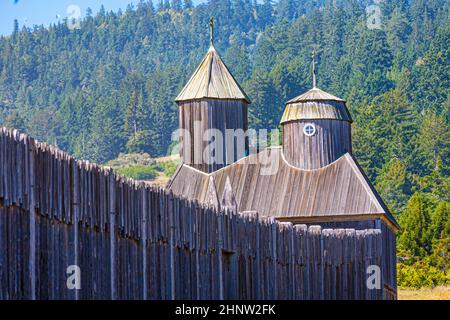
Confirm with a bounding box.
[210,17,214,47]
[312,49,317,88]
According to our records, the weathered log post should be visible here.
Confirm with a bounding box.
[27,135,37,300]
[217,209,224,300]
[108,168,116,300]
[270,217,278,299]
[168,190,176,300]
[141,185,148,300]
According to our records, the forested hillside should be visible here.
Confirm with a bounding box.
[0,0,449,287]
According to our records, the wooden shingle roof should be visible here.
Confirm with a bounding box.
[175,46,251,103]
[168,147,398,230]
[281,87,352,123]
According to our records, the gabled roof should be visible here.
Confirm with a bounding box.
[287,87,345,104]
[175,46,251,103]
[168,147,399,230]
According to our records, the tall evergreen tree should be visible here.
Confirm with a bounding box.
[398,193,432,256]
[416,112,450,172]
[431,201,450,241]
[375,158,411,215]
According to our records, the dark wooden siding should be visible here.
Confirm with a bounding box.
[379,220,397,300]
[178,99,248,173]
[283,119,351,169]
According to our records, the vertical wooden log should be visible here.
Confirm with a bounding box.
[319,227,325,300]
[307,225,322,300]
[293,224,307,300]
[322,228,332,300]
[271,218,277,299]
[68,158,78,300]
[254,211,261,300]
[217,210,224,300]
[344,228,356,300]
[108,169,116,300]
[142,187,148,300]
[168,191,175,300]
[28,137,36,300]
[195,204,201,300]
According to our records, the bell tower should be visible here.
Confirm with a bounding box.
[281,50,353,169]
[175,18,250,173]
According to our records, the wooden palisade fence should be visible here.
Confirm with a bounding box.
[0,128,383,300]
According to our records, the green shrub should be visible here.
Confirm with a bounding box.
[157,161,178,177]
[397,260,450,289]
[116,165,158,180]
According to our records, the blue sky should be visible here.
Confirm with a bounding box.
[0,0,206,36]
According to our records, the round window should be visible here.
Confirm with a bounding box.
[303,123,316,136]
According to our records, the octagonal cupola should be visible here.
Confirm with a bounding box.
[175,18,250,173]
[281,50,353,170]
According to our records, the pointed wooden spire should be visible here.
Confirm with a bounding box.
[209,17,214,47]
[221,176,237,212]
[175,18,250,103]
[312,48,317,88]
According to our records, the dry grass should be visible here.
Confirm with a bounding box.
[106,152,155,169]
[151,171,172,186]
[154,154,179,163]
[398,286,450,300]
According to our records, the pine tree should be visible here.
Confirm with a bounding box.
[416,156,450,204]
[244,70,279,130]
[431,201,450,241]
[85,98,125,164]
[3,110,25,131]
[125,90,140,138]
[375,158,411,215]
[259,0,273,28]
[12,19,19,39]
[352,122,379,180]
[183,0,193,9]
[430,236,450,277]
[398,193,432,256]
[224,44,251,83]
[385,7,411,55]
[362,90,418,169]
[276,0,300,21]
[163,0,171,10]
[171,0,183,11]
[412,25,450,113]
[416,112,450,172]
